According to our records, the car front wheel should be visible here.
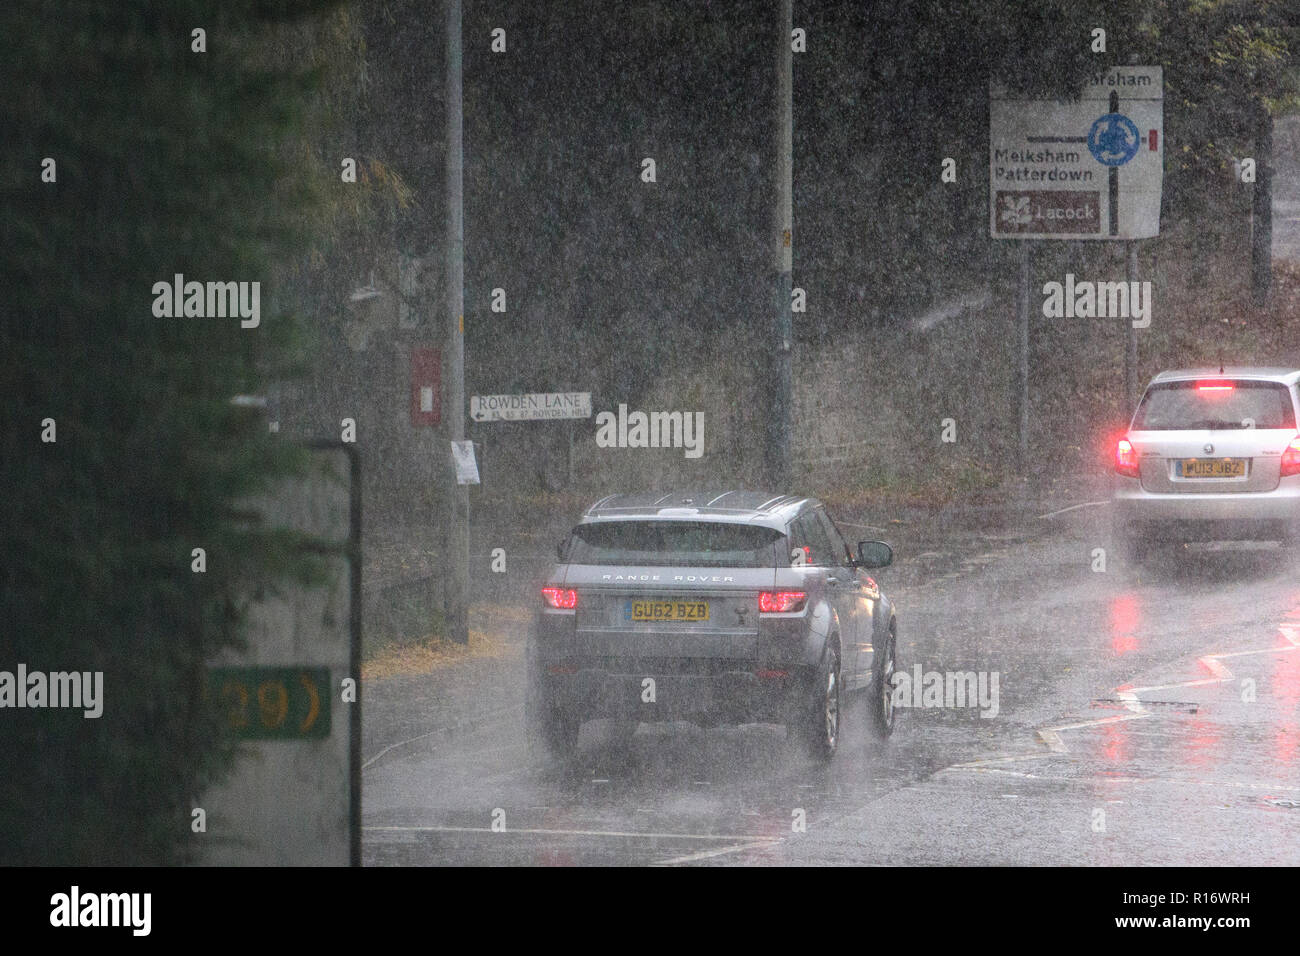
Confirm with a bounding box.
[869,627,897,739]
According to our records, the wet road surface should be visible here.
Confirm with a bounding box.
[363,501,1300,865]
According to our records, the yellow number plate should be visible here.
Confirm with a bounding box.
[627,600,710,622]
[1180,458,1245,478]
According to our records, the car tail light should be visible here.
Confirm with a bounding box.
[1281,435,1300,477]
[759,590,807,613]
[1115,438,1139,478]
[541,587,578,609]
[1196,381,1234,392]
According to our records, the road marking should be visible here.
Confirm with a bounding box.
[1038,712,1151,751]
[653,839,782,865]
[364,824,769,841]
[1199,656,1233,679]
[941,765,1300,793]
[362,704,522,770]
[1036,500,1109,519]
[1033,621,1300,756]
[947,752,1060,768]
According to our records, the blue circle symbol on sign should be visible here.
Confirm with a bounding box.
[1088,113,1141,166]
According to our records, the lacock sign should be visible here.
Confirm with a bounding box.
[990,66,1163,240]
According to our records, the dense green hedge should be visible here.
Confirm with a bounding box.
[0,0,344,865]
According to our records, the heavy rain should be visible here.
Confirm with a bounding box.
[4,0,1299,929]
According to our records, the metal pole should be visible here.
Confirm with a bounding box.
[1252,103,1273,305]
[770,0,793,489]
[1017,241,1030,466]
[1125,242,1138,412]
[445,0,468,644]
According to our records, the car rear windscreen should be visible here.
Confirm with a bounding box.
[1132,380,1297,430]
[565,521,783,567]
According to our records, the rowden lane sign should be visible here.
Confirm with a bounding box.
[470,392,592,422]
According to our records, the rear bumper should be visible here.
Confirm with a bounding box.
[536,664,815,725]
[1113,475,1300,537]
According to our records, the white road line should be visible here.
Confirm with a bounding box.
[1199,656,1233,679]
[362,704,522,770]
[1031,620,1300,757]
[1036,500,1110,520]
[947,752,1061,768]
[1125,677,1232,694]
[363,825,767,841]
[941,765,1300,792]
[1037,712,1151,752]
[653,839,782,866]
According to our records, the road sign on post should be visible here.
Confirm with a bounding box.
[470,392,592,422]
[990,67,1163,240]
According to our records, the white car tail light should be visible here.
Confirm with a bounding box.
[1281,435,1300,477]
[1115,438,1139,478]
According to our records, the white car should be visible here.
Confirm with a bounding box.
[1113,367,1300,560]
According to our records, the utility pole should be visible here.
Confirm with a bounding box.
[769,0,793,489]
[1252,100,1273,305]
[1016,241,1029,467]
[1124,242,1138,412]
[445,0,468,644]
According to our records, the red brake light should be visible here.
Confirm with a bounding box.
[1282,436,1300,477]
[1196,381,1234,392]
[759,590,807,613]
[541,587,577,609]
[1116,438,1139,477]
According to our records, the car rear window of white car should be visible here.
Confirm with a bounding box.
[1132,380,1297,430]
[565,521,784,567]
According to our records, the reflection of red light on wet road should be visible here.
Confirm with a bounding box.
[1110,595,1140,656]
[1271,646,1300,768]
[1101,720,1128,764]
[1182,714,1222,771]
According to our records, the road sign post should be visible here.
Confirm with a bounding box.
[992,67,1164,456]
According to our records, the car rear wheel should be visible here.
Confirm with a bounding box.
[525,629,580,760]
[797,646,840,763]
[607,718,639,746]
[1116,523,1156,565]
[1280,519,1300,552]
[526,696,580,760]
[869,627,897,739]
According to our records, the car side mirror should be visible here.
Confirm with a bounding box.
[556,538,567,561]
[856,540,893,569]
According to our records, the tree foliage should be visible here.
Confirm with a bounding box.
[0,0,351,864]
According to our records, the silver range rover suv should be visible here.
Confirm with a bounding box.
[525,491,899,763]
